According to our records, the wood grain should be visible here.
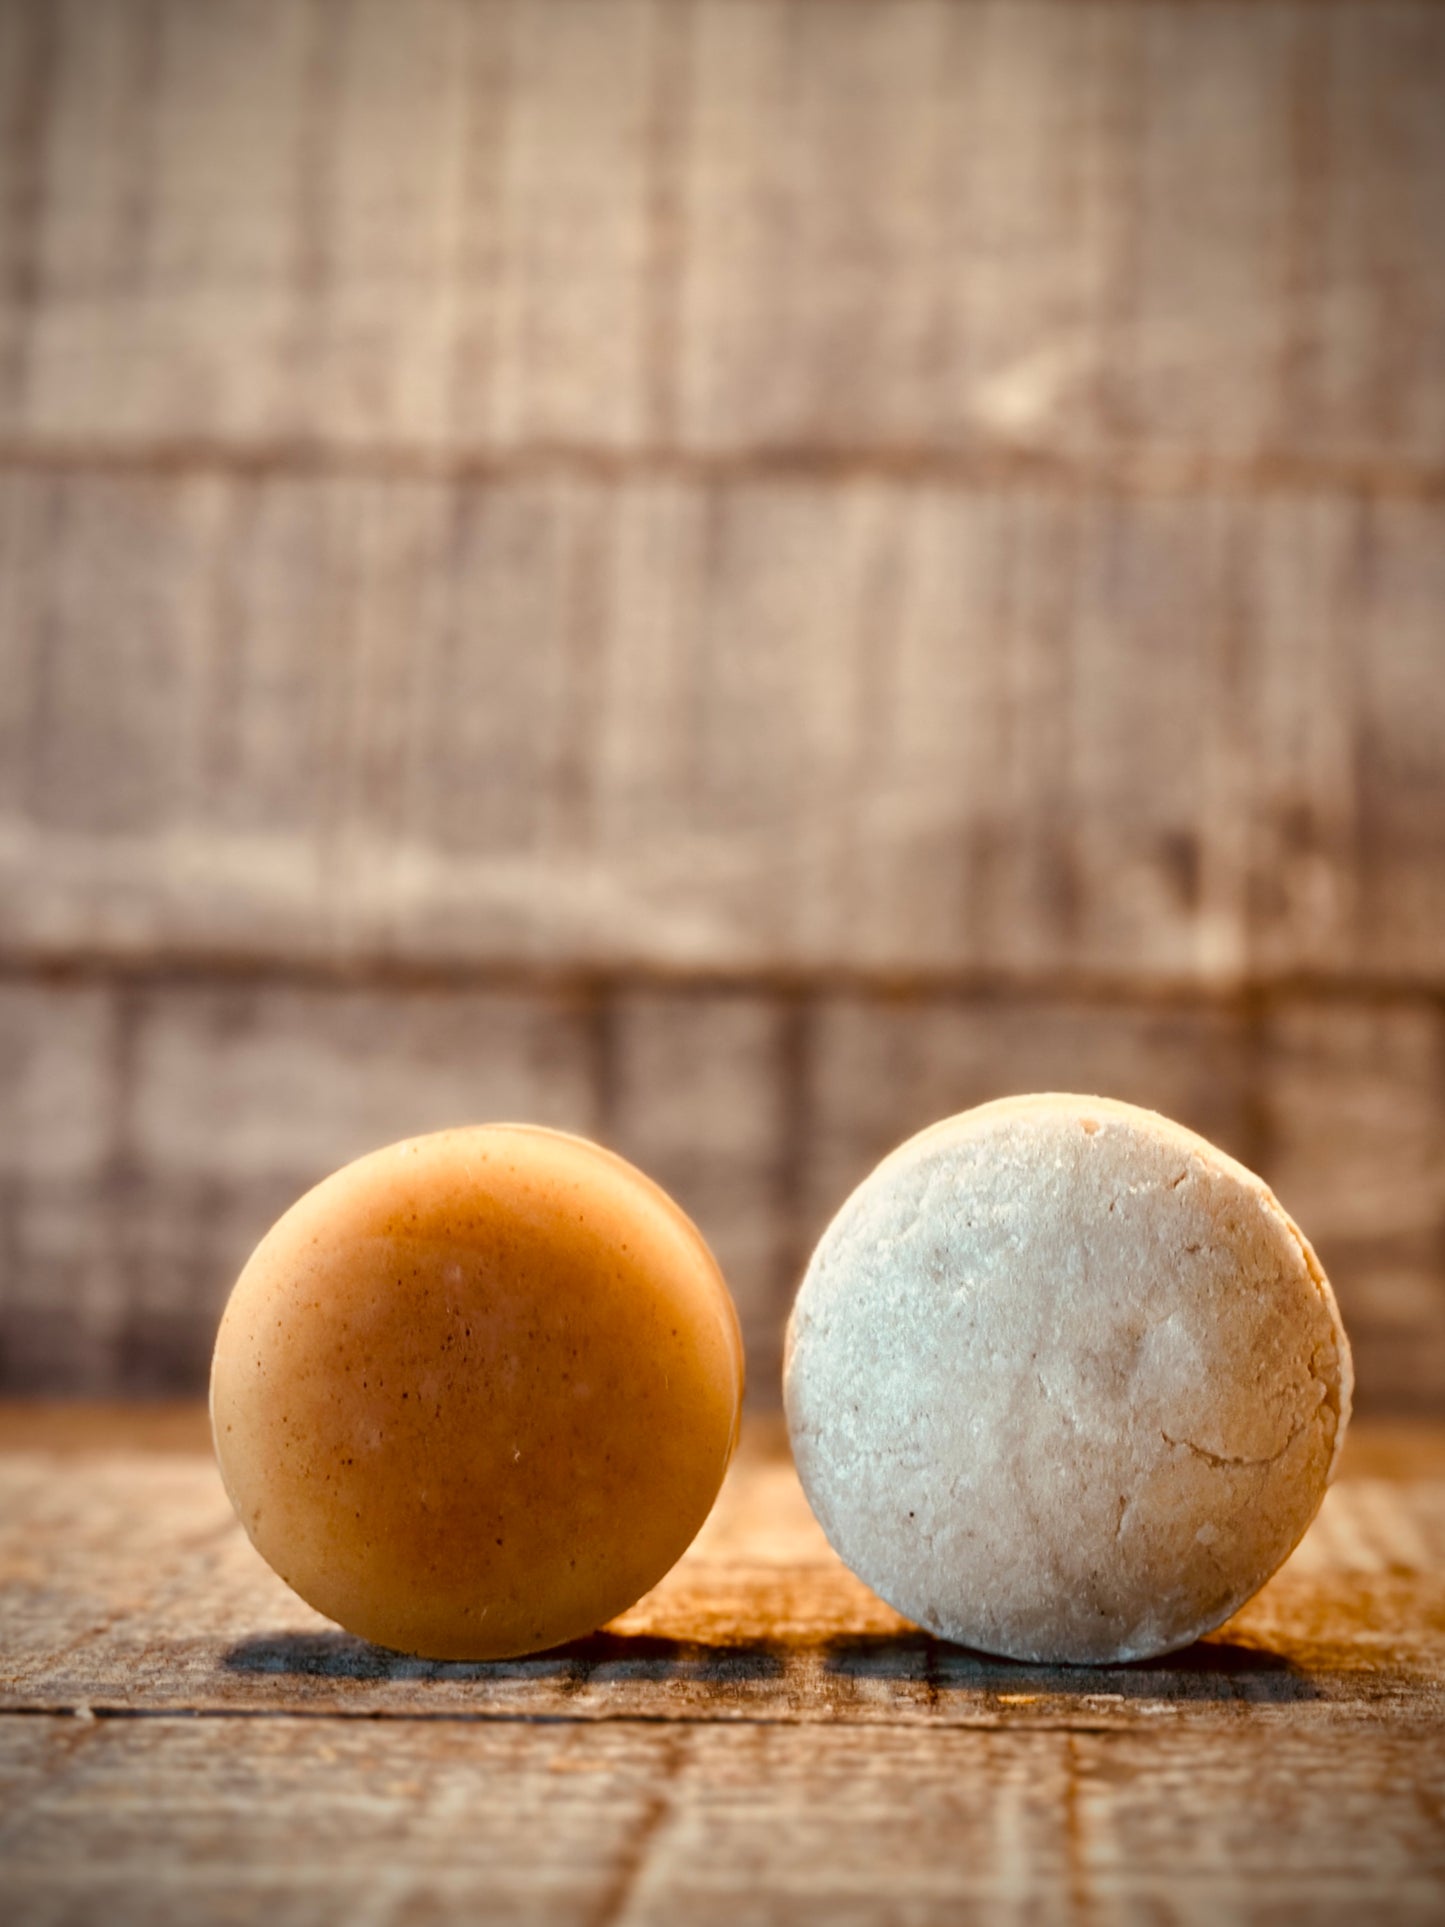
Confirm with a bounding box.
[1,1,1441,474]
[4,976,1443,1405]
[0,976,798,1398]
[1,1416,1444,1923]
[802,990,1445,1414]
[0,0,1442,1415]
[4,1416,1445,1724]
[2,472,1442,985]
[1,1714,1442,1926]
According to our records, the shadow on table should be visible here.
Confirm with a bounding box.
[819,1629,1325,1702]
[223,1623,1319,1700]
[222,1627,787,1683]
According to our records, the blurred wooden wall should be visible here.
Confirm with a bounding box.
[0,0,1442,1409]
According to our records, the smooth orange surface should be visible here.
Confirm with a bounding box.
[210,1126,744,1659]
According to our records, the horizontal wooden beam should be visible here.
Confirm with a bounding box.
[1,0,1441,470]
[3,974,1441,1410]
[3,470,1442,988]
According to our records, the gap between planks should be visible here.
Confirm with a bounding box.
[0,1705,1151,1738]
[0,439,1443,503]
[4,951,1445,1012]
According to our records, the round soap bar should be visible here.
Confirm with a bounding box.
[785,1095,1352,1664]
[212,1126,743,1660]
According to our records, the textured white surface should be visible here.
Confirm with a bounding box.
[785,1095,1353,1663]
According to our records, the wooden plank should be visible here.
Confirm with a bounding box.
[2,1,1442,474]
[0,1715,671,1927]
[1294,2,1445,467]
[0,976,601,1392]
[4,1421,1445,1726]
[1354,501,1445,984]
[798,992,1259,1255]
[0,977,802,1398]
[0,977,128,1390]
[2,1415,1444,1920]
[4,977,1443,1405]
[2,472,1443,986]
[1259,999,1445,1418]
[3,1710,1441,1927]
[1234,495,1364,977]
[798,992,1445,1416]
[600,989,795,1403]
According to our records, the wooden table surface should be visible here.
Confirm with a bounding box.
[2,1409,1444,1925]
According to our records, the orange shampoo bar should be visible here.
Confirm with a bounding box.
[211,1126,744,1659]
